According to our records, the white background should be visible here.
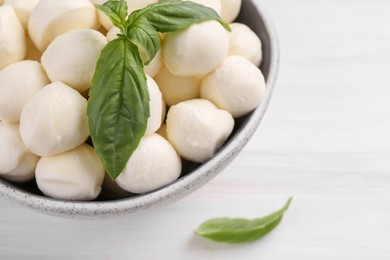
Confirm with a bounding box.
[1,0,390,259]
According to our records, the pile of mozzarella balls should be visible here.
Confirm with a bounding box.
[0,0,265,201]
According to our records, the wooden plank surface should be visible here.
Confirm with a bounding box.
[1,0,390,259]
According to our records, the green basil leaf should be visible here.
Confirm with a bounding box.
[96,0,128,33]
[87,37,149,180]
[195,197,293,244]
[126,18,161,66]
[125,0,230,64]
[134,0,230,32]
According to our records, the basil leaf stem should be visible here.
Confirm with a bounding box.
[195,197,293,244]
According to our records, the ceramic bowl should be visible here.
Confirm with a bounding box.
[0,0,279,219]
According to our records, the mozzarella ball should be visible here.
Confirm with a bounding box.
[229,23,262,66]
[145,75,163,135]
[127,0,157,12]
[163,20,229,77]
[116,134,182,194]
[94,0,113,31]
[154,66,200,106]
[96,0,157,31]
[0,122,39,182]
[41,29,107,92]
[185,0,221,15]
[35,144,105,201]
[106,26,120,42]
[28,0,98,52]
[166,99,234,163]
[0,6,26,70]
[220,0,242,23]
[0,61,49,123]
[201,56,266,118]
[20,81,89,157]
[3,0,39,29]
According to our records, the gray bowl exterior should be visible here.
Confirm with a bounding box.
[0,0,280,219]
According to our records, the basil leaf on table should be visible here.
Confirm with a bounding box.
[89,0,231,180]
[195,197,293,244]
[87,38,149,180]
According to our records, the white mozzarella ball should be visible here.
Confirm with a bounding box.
[20,82,89,157]
[163,20,229,77]
[28,0,98,52]
[229,23,262,66]
[116,133,181,194]
[107,26,162,77]
[0,61,49,123]
[96,0,157,31]
[0,6,26,71]
[106,26,120,42]
[201,55,266,118]
[41,29,107,92]
[3,0,39,29]
[94,0,113,31]
[0,122,39,182]
[185,0,221,15]
[127,0,157,12]
[166,99,234,163]
[154,66,200,106]
[145,75,163,135]
[35,144,105,201]
[220,0,242,23]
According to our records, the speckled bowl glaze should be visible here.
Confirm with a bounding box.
[0,0,279,219]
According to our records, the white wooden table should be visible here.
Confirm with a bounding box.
[1,0,390,259]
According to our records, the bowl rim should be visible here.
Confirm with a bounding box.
[0,0,280,219]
